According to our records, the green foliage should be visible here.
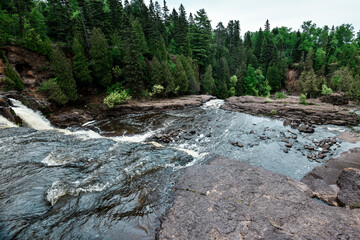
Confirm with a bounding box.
[39,78,68,105]
[104,89,132,108]
[149,84,165,97]
[331,67,354,92]
[269,109,277,115]
[172,56,189,95]
[228,75,238,97]
[321,84,333,95]
[275,92,286,99]
[299,94,308,105]
[50,46,77,101]
[201,65,215,94]
[72,35,92,84]
[90,28,112,87]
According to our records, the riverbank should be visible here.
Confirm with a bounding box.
[222,95,359,126]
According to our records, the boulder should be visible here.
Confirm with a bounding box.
[298,125,315,133]
[337,168,360,208]
[320,92,349,105]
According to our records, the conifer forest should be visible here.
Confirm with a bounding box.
[1,0,360,106]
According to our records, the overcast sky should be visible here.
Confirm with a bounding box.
[144,0,360,35]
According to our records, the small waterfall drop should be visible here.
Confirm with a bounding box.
[0,115,18,128]
[201,99,225,109]
[10,98,54,130]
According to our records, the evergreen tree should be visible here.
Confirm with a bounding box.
[235,61,247,95]
[173,56,189,94]
[266,63,281,92]
[132,18,149,54]
[214,57,230,98]
[190,9,212,71]
[50,46,78,101]
[201,65,215,94]
[47,0,71,41]
[72,35,92,84]
[89,28,112,87]
[254,28,263,59]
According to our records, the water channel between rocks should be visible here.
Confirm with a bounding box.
[0,99,359,239]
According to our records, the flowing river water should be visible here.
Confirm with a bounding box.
[0,99,359,239]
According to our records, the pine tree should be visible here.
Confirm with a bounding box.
[214,57,230,99]
[266,63,281,92]
[72,35,92,84]
[201,65,215,94]
[149,56,164,88]
[189,9,212,71]
[179,55,200,94]
[235,61,247,95]
[131,18,149,54]
[173,56,189,94]
[50,46,77,101]
[89,28,112,87]
[47,0,71,41]
[254,28,263,59]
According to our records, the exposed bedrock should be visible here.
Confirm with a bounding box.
[221,96,359,126]
[157,156,360,240]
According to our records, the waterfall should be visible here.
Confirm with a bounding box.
[201,99,225,109]
[0,115,18,128]
[10,98,54,130]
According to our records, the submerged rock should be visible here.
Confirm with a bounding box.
[158,156,360,239]
[298,125,315,133]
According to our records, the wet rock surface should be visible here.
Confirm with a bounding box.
[222,96,359,126]
[0,95,22,125]
[158,156,360,240]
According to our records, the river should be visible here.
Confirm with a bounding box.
[0,99,359,239]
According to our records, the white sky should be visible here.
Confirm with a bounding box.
[144,0,360,35]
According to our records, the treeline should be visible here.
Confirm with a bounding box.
[1,0,360,105]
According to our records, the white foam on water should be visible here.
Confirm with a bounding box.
[41,151,68,166]
[82,120,97,127]
[0,115,18,128]
[10,98,54,130]
[201,99,225,109]
[46,180,111,206]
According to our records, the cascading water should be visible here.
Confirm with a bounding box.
[0,98,359,239]
[10,98,54,130]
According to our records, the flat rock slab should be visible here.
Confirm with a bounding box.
[158,156,360,240]
[106,95,215,117]
[221,96,358,126]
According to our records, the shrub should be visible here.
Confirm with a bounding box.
[39,78,68,105]
[321,84,333,96]
[270,109,277,115]
[275,91,286,99]
[104,89,132,108]
[149,84,165,97]
[299,94,308,105]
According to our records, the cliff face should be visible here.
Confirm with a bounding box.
[157,156,360,240]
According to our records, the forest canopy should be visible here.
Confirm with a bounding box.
[1,0,360,105]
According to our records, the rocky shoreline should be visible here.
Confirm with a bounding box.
[221,95,359,126]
